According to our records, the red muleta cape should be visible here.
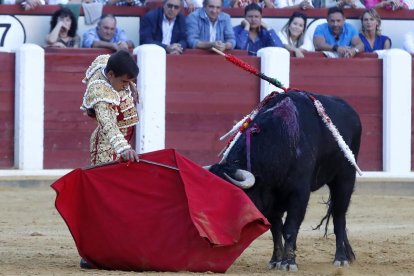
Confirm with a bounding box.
[51,148,270,272]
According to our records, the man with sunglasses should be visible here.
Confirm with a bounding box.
[186,0,235,52]
[140,0,187,54]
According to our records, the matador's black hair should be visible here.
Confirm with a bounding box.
[105,50,139,79]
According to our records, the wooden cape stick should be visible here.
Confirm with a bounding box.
[84,159,179,171]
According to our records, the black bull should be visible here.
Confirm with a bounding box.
[209,91,361,271]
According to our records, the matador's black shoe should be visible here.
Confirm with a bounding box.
[80,258,94,269]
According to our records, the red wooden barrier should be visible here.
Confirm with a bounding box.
[166,51,260,165]
[0,52,15,168]
[166,51,382,170]
[0,49,385,170]
[43,49,113,168]
[290,55,383,171]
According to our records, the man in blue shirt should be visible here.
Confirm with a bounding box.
[233,3,283,56]
[82,14,134,51]
[186,0,235,52]
[313,7,364,58]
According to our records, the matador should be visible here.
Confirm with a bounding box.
[80,51,140,165]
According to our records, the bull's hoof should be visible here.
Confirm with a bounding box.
[268,260,282,269]
[280,260,298,272]
[333,260,350,267]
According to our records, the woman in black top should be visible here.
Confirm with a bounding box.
[46,7,80,48]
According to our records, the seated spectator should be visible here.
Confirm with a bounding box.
[320,0,365,8]
[278,11,313,58]
[364,0,408,9]
[230,0,274,8]
[140,0,187,55]
[47,0,75,4]
[274,0,314,9]
[45,7,80,48]
[106,0,144,6]
[82,14,134,51]
[404,0,414,8]
[82,0,144,6]
[313,7,364,58]
[186,0,235,52]
[233,3,283,55]
[403,31,414,53]
[183,0,202,10]
[359,8,391,52]
[3,0,45,11]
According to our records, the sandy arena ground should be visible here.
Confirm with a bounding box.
[0,182,413,276]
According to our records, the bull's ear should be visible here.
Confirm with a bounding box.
[224,169,255,189]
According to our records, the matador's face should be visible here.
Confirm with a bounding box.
[107,71,135,92]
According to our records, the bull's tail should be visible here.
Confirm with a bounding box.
[313,195,356,263]
[313,195,332,237]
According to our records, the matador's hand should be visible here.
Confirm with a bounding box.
[120,148,139,162]
[129,81,139,104]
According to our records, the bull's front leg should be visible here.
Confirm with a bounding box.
[268,216,284,269]
[280,228,298,271]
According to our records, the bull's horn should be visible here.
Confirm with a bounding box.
[224,169,255,189]
[203,165,211,170]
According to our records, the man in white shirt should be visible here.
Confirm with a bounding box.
[403,31,414,53]
[274,0,313,9]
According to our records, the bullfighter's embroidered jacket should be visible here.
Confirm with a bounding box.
[81,54,138,165]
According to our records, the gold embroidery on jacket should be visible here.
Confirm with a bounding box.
[81,54,139,165]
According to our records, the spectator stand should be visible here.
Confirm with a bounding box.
[1,5,414,50]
